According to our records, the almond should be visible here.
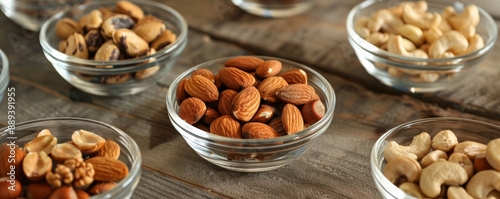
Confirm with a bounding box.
[184,75,219,103]
[268,116,285,135]
[258,76,288,102]
[218,89,238,116]
[179,97,207,124]
[176,78,189,104]
[210,115,242,138]
[282,104,304,134]
[193,123,210,132]
[95,139,121,159]
[218,67,256,90]
[242,122,281,139]
[89,182,117,195]
[85,157,129,182]
[251,105,275,123]
[202,107,220,126]
[276,84,317,105]
[232,86,261,122]
[192,68,215,83]
[223,56,265,71]
[301,99,325,124]
[255,60,282,78]
[213,73,223,89]
[280,69,307,84]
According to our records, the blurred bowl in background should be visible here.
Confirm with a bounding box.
[0,49,9,104]
[231,0,314,18]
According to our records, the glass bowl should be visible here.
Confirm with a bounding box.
[166,56,336,172]
[231,0,314,18]
[371,117,500,198]
[346,0,498,93]
[40,0,188,96]
[0,49,9,104]
[0,117,142,199]
[0,0,86,31]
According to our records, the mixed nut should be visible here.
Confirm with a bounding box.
[355,1,484,83]
[177,56,326,159]
[55,0,176,83]
[0,129,128,199]
[382,130,500,198]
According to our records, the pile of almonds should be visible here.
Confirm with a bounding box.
[0,129,129,199]
[56,1,176,82]
[177,56,326,146]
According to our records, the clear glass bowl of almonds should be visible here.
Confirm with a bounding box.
[0,117,141,199]
[371,117,500,198]
[40,0,188,96]
[166,56,336,172]
[0,49,8,104]
[346,0,498,93]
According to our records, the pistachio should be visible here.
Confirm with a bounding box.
[112,28,149,57]
[55,18,83,40]
[116,1,144,22]
[101,14,135,39]
[80,10,103,31]
[85,29,105,53]
[151,29,177,51]
[132,17,166,42]
[95,40,120,68]
[64,33,89,59]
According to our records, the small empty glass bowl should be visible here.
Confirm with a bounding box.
[231,0,314,18]
[0,0,85,31]
[347,0,498,93]
[0,49,9,104]
[371,117,500,198]
[40,0,188,96]
[0,117,142,199]
[166,56,335,172]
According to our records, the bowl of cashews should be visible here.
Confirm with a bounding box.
[346,0,498,93]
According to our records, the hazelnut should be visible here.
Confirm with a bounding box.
[48,186,78,199]
[71,130,105,155]
[23,151,53,181]
[0,143,26,182]
[75,190,90,199]
[26,182,53,199]
[0,177,22,199]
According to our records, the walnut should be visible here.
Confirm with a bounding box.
[64,157,95,188]
[46,164,74,188]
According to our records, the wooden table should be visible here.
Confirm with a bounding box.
[1,0,499,198]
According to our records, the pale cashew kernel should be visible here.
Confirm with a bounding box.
[432,130,458,152]
[367,9,404,34]
[428,30,469,58]
[366,32,389,47]
[453,141,487,160]
[355,16,371,39]
[419,161,468,198]
[388,35,429,59]
[421,150,448,168]
[465,170,500,198]
[449,152,474,178]
[417,72,439,83]
[447,186,474,199]
[383,157,422,184]
[486,138,500,171]
[448,5,480,31]
[460,26,476,40]
[388,1,427,18]
[438,6,454,32]
[487,190,500,199]
[466,34,485,54]
[399,182,426,198]
[396,24,424,46]
[402,38,416,51]
[383,132,431,162]
[423,26,443,44]
[402,3,441,29]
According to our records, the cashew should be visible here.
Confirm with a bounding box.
[460,26,476,40]
[355,16,371,39]
[383,132,431,162]
[432,130,458,152]
[428,30,469,58]
[417,72,439,83]
[388,1,427,18]
[449,153,474,178]
[454,141,487,160]
[387,35,429,59]
[399,182,426,198]
[465,170,500,198]
[447,186,474,199]
[423,26,443,44]
[421,150,447,168]
[367,9,404,34]
[438,6,455,32]
[486,138,500,171]
[488,190,500,199]
[383,157,422,184]
[396,24,424,46]
[448,5,480,31]
[419,161,468,198]
[402,3,441,29]
[466,34,485,54]
[402,38,416,51]
[365,32,389,47]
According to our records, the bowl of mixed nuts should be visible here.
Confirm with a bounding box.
[0,117,141,199]
[166,56,336,172]
[371,117,500,198]
[0,49,8,104]
[346,0,498,93]
[40,0,188,96]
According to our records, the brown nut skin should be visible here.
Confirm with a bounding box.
[55,18,83,40]
[176,79,189,104]
[132,18,166,42]
[151,29,177,51]
[116,1,144,22]
[0,177,22,199]
[224,56,265,72]
[202,107,220,126]
[232,86,261,122]
[280,69,307,84]
[251,104,275,123]
[26,182,53,199]
[84,29,104,53]
[184,75,219,103]
[64,33,89,59]
[255,60,282,78]
[210,115,243,139]
[48,186,77,199]
[179,97,207,125]
[282,103,304,134]
[191,69,215,83]
[94,139,121,160]
[101,14,135,39]
[301,99,325,124]
[258,76,289,102]
[89,182,117,195]
[219,67,256,91]
[0,144,26,183]
[242,122,281,139]
[112,29,149,57]
[474,153,493,172]
[454,141,487,160]
[218,89,238,116]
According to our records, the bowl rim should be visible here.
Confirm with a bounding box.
[0,117,142,198]
[0,0,84,9]
[166,55,336,145]
[39,0,188,72]
[370,117,500,198]
[0,48,9,92]
[346,0,498,69]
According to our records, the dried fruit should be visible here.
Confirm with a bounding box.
[88,182,117,195]
[255,60,282,78]
[71,130,106,155]
[24,135,58,155]
[218,67,256,90]
[232,86,261,122]
[95,140,121,159]
[202,107,220,126]
[242,123,281,139]
[258,76,289,102]
[301,99,326,124]
[223,56,265,71]
[51,143,82,163]
[23,152,53,181]
[276,84,318,105]
[280,69,308,84]
[0,177,22,199]
[179,97,207,125]
[85,157,128,182]
[184,75,219,103]
[210,115,242,138]
[218,89,238,116]
[251,105,275,123]
[282,104,304,134]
